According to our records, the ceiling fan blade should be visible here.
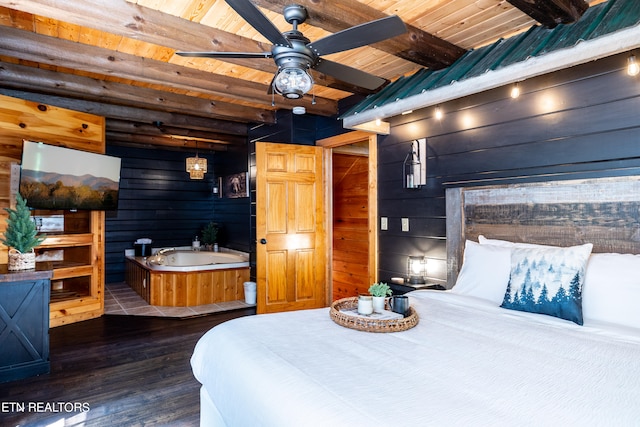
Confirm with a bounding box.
[308,15,406,56]
[226,0,291,47]
[314,59,387,90]
[176,51,272,59]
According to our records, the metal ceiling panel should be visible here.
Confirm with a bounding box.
[342,0,639,119]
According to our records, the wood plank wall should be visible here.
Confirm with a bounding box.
[332,153,370,299]
[377,51,640,286]
[0,93,105,263]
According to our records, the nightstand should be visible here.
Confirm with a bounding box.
[389,282,446,295]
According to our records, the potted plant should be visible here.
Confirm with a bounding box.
[201,221,219,251]
[1,193,45,271]
[368,282,392,313]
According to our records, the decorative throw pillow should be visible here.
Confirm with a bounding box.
[501,243,593,325]
[451,240,512,305]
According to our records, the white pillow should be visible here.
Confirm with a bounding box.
[582,253,640,329]
[480,236,640,329]
[451,240,511,305]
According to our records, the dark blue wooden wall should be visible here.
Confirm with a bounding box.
[377,51,640,286]
[104,144,250,284]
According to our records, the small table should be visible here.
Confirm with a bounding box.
[389,282,446,295]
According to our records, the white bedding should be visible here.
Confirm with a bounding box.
[191,291,640,427]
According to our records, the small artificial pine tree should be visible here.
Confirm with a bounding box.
[1,193,45,253]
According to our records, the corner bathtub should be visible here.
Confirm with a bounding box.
[146,250,249,272]
[125,249,250,307]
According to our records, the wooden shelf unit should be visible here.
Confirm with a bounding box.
[35,210,104,327]
[0,93,107,327]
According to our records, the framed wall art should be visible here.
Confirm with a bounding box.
[223,172,249,198]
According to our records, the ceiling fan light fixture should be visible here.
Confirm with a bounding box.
[274,67,314,99]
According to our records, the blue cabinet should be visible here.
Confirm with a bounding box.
[0,268,52,383]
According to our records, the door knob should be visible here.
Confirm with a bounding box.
[260,238,267,244]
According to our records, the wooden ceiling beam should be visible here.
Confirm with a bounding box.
[0,88,249,136]
[508,0,589,28]
[0,0,387,94]
[0,60,276,124]
[105,131,230,152]
[251,0,466,69]
[106,120,246,146]
[0,25,338,116]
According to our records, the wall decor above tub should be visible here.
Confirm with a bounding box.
[223,172,249,198]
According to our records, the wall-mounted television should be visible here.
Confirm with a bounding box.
[19,140,121,211]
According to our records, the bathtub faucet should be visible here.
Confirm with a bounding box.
[157,247,175,255]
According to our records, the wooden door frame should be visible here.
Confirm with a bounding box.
[317,131,378,301]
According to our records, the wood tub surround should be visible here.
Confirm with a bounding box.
[126,257,249,307]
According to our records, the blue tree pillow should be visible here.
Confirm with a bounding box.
[501,244,593,325]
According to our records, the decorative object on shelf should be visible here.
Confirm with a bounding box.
[403,138,427,189]
[407,255,427,284]
[330,297,419,332]
[1,193,45,271]
[186,142,207,180]
[201,222,219,251]
[368,282,392,313]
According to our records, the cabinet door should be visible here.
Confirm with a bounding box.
[0,278,50,382]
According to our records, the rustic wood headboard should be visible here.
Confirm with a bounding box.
[445,176,640,288]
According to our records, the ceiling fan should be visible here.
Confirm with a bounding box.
[177,0,407,100]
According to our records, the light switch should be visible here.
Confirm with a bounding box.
[401,217,409,232]
[380,217,388,230]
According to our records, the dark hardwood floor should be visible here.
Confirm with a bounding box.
[1,309,255,426]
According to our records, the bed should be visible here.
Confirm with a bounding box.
[191,176,640,426]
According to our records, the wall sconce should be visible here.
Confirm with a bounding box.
[407,256,427,284]
[403,138,427,189]
[186,142,207,180]
[627,54,639,76]
[212,176,222,197]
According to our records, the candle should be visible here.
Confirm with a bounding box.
[357,294,373,315]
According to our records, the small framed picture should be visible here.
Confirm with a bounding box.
[223,172,249,198]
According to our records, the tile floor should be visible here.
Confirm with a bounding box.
[105,281,254,318]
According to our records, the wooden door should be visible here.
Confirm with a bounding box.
[256,142,326,314]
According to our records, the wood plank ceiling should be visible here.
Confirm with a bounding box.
[0,0,604,152]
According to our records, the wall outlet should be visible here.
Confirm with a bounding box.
[380,217,388,230]
[401,217,409,232]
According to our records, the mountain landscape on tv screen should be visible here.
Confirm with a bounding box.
[20,169,119,210]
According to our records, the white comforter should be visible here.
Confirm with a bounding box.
[191,291,640,427]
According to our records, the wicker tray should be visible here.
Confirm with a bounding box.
[329,297,419,333]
